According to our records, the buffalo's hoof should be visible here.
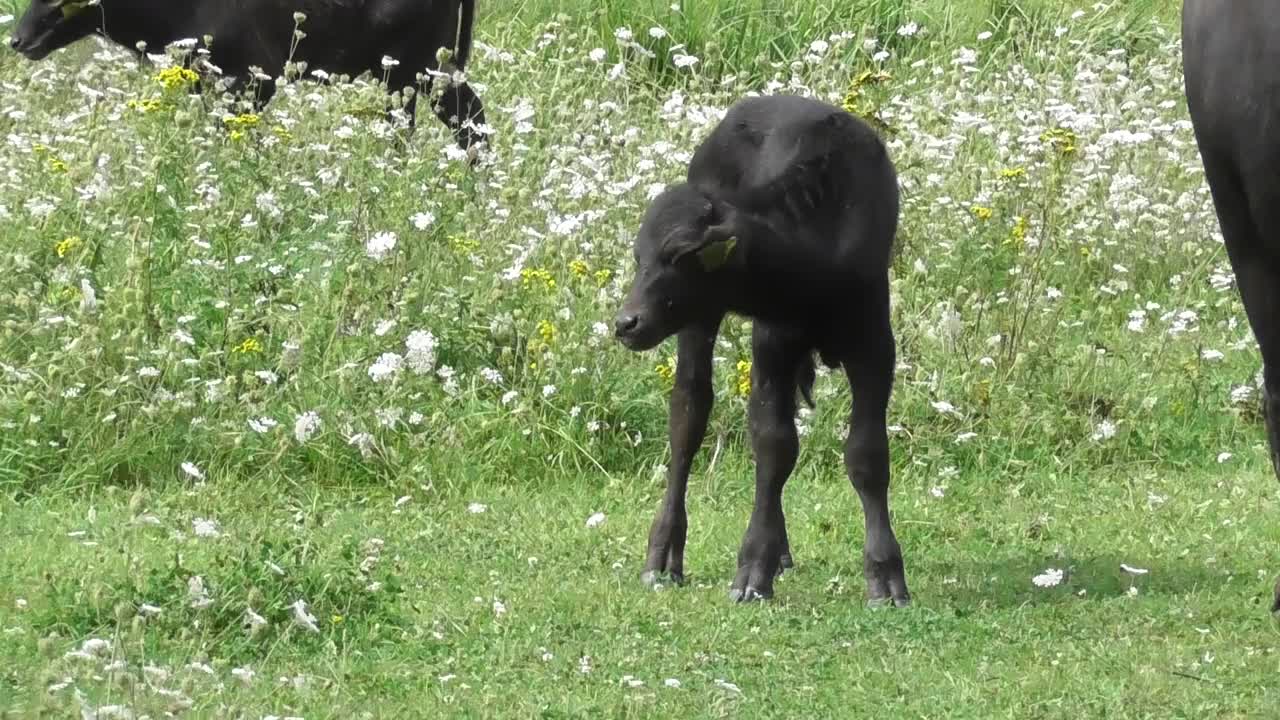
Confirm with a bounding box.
[867,596,912,609]
[728,586,771,603]
[780,552,794,570]
[641,570,683,589]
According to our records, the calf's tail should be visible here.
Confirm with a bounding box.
[795,353,816,409]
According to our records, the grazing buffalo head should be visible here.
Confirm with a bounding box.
[9,0,102,61]
[614,183,741,351]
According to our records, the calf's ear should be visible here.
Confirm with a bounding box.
[669,198,740,272]
[668,223,738,272]
[694,224,738,272]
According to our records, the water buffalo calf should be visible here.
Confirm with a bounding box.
[1182,0,1280,612]
[8,0,486,150]
[614,94,907,606]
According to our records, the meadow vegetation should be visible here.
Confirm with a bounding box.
[1,0,1277,717]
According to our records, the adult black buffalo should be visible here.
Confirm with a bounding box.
[614,94,907,606]
[1182,0,1280,612]
[8,0,486,149]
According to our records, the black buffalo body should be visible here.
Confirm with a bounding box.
[614,94,908,606]
[1182,0,1280,612]
[9,0,486,149]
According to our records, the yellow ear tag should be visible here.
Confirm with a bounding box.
[61,1,90,19]
[697,235,737,272]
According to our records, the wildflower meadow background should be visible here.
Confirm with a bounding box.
[2,0,1278,716]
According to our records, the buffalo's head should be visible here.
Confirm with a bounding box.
[614,183,741,351]
[9,0,101,61]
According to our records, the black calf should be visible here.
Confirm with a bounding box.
[614,94,907,606]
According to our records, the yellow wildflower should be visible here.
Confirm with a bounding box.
[569,259,589,278]
[224,113,261,131]
[734,360,752,397]
[55,236,82,258]
[536,320,556,346]
[971,206,993,221]
[520,268,556,291]
[47,157,67,174]
[1007,215,1028,246]
[232,337,264,354]
[155,66,199,91]
[126,98,163,113]
[449,235,479,254]
[593,269,612,287]
[1040,127,1078,157]
[999,167,1026,180]
[655,357,676,385]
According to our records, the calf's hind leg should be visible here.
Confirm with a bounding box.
[841,289,910,608]
[729,322,809,602]
[641,319,722,587]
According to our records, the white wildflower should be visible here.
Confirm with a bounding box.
[367,352,403,383]
[365,231,398,262]
[192,518,219,538]
[405,330,438,375]
[244,607,268,635]
[1032,568,1064,587]
[290,599,320,633]
[79,279,98,314]
[411,211,436,230]
[1091,419,1117,441]
[293,410,321,443]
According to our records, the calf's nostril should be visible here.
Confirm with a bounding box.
[614,314,640,336]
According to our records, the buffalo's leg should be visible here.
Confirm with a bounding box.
[729,322,808,602]
[641,318,722,587]
[1198,154,1280,611]
[381,68,421,141]
[1219,164,1280,480]
[842,285,909,607]
[431,79,487,151]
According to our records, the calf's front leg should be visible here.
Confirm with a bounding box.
[730,323,807,602]
[641,319,721,587]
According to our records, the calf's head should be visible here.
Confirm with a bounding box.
[9,0,102,61]
[614,184,740,351]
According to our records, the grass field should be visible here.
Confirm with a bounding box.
[2,0,1279,717]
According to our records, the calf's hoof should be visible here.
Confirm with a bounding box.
[1271,575,1280,615]
[780,552,794,570]
[640,569,684,589]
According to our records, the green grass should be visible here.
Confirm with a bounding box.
[3,0,1280,717]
